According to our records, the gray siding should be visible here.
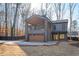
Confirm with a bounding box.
[52,23,67,32]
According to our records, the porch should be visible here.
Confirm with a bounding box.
[25,15,52,42]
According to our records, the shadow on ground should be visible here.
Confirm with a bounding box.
[70,43,79,48]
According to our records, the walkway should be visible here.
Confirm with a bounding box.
[0,40,58,46]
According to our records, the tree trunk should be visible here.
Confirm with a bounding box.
[69,4,72,40]
[5,3,8,37]
[11,3,19,38]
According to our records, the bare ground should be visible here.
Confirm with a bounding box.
[20,41,79,56]
[0,41,79,56]
[0,44,27,56]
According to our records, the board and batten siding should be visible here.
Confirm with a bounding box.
[52,22,68,32]
[51,20,68,41]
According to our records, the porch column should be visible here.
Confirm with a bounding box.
[58,33,60,40]
[44,21,48,42]
[25,21,29,41]
[64,33,67,41]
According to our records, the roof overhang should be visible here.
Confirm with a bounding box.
[25,15,51,25]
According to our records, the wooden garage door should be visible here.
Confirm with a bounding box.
[29,34,44,42]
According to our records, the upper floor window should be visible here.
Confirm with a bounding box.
[53,25,56,30]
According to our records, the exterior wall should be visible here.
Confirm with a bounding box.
[52,22,67,32]
[52,22,68,41]
[52,33,67,41]
[25,20,68,41]
[26,20,52,42]
[26,15,69,42]
[29,34,44,42]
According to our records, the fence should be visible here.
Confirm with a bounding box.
[0,36,25,40]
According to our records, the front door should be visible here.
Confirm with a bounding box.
[52,34,59,40]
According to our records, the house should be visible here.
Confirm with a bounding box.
[25,15,52,42]
[25,15,68,42]
[51,19,68,41]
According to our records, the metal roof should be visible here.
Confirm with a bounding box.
[52,19,68,23]
[25,14,52,25]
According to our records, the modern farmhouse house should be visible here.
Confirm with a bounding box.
[25,15,52,42]
[25,15,68,42]
[51,20,68,41]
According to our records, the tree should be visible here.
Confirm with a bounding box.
[20,3,31,41]
[5,3,8,36]
[61,4,66,19]
[72,20,77,31]
[47,4,53,20]
[69,3,77,40]
[40,3,50,17]
[11,3,20,37]
[69,3,76,32]
[53,3,66,20]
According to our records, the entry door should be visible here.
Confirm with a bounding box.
[53,34,59,40]
[60,34,64,40]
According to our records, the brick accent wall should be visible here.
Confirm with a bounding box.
[29,34,44,42]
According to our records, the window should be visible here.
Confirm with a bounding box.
[53,25,56,30]
[60,34,64,40]
[33,25,44,30]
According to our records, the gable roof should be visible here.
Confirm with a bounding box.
[25,15,52,25]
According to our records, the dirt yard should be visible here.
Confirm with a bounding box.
[0,44,27,56]
[0,41,79,56]
[20,41,79,56]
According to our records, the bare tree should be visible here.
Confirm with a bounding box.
[40,3,50,16]
[69,3,77,40]
[61,4,66,19]
[69,3,77,32]
[5,3,8,36]
[40,3,45,15]
[53,3,66,20]
[0,11,5,33]
[72,20,77,31]
[47,4,54,20]
[21,3,31,19]
[53,3,60,20]
[20,3,31,41]
[11,3,20,37]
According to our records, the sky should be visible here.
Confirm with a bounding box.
[31,3,79,30]
[0,3,79,31]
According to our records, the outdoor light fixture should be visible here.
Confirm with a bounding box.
[28,24,31,26]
